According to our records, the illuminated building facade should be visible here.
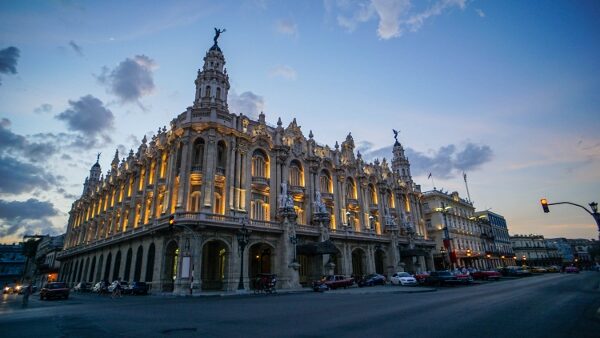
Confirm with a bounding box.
[58,34,435,293]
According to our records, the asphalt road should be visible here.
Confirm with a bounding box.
[1,272,599,338]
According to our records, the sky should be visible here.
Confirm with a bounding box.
[0,0,599,243]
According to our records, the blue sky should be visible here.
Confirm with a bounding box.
[1,0,599,243]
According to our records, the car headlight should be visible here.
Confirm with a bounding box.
[3,287,8,291]
[16,286,22,291]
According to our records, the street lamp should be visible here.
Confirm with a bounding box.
[540,199,600,239]
[440,246,447,270]
[368,215,374,231]
[236,219,251,290]
[435,205,453,269]
[345,211,352,231]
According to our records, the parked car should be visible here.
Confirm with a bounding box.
[471,270,502,281]
[390,272,417,286]
[565,266,579,273]
[414,272,430,285]
[546,265,561,273]
[530,266,547,273]
[92,281,109,294]
[312,275,354,291]
[424,271,460,286]
[499,266,531,277]
[40,282,69,300]
[124,281,149,295]
[108,281,128,292]
[453,272,474,284]
[358,274,386,287]
[74,282,92,292]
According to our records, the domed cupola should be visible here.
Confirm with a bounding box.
[193,28,230,116]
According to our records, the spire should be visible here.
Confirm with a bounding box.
[391,129,411,182]
[193,29,230,116]
[111,149,119,169]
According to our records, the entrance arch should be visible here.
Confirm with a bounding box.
[249,243,274,289]
[201,240,228,291]
[163,241,179,292]
[89,256,96,282]
[330,248,343,275]
[104,252,112,281]
[124,248,132,281]
[351,248,367,278]
[134,245,143,281]
[96,254,104,281]
[113,251,122,280]
[375,248,386,275]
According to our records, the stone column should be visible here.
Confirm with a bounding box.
[227,138,237,212]
[202,132,216,209]
[280,211,301,289]
[151,240,164,293]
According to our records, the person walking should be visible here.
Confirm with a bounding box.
[111,278,122,299]
[21,283,32,308]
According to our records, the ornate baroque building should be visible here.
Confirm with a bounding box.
[58,34,435,293]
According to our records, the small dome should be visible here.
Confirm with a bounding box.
[92,162,101,169]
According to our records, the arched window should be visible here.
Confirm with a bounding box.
[369,184,377,205]
[320,171,332,193]
[251,199,270,221]
[216,141,227,174]
[346,178,357,199]
[216,87,221,100]
[192,138,205,171]
[252,150,269,178]
[205,86,211,98]
[288,161,303,187]
[190,191,201,212]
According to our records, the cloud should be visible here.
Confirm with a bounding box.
[97,55,157,103]
[56,95,114,136]
[475,8,485,18]
[0,119,59,161]
[361,141,493,179]
[0,199,62,239]
[228,90,265,119]
[0,46,20,84]
[34,103,53,114]
[269,65,297,80]
[0,156,60,194]
[68,40,84,56]
[275,19,298,36]
[329,0,466,39]
[0,198,59,220]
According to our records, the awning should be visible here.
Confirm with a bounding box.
[297,240,338,255]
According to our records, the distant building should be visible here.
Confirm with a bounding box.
[568,238,596,268]
[545,238,574,264]
[510,234,561,266]
[475,210,516,267]
[423,190,486,270]
[33,235,65,288]
[0,243,26,285]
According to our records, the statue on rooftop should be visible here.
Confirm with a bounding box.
[214,28,226,44]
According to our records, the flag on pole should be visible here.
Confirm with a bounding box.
[427,173,432,179]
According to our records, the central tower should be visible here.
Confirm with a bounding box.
[193,28,230,117]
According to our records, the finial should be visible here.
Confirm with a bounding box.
[96,152,101,163]
[309,130,313,139]
[142,135,147,144]
[335,141,339,149]
[277,117,282,127]
[393,129,399,143]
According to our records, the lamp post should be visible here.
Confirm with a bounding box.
[440,246,447,270]
[345,211,352,232]
[236,219,251,290]
[368,215,374,232]
[435,205,454,270]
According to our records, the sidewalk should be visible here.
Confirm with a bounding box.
[151,284,436,297]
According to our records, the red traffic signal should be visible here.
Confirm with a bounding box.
[540,198,550,213]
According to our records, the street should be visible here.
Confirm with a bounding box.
[1,272,599,338]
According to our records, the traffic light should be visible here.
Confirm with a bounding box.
[169,215,175,231]
[540,198,550,213]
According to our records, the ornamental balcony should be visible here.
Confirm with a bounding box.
[346,198,359,208]
[191,165,203,173]
[289,185,304,195]
[251,176,270,190]
[320,192,334,200]
[369,203,379,212]
[215,167,226,176]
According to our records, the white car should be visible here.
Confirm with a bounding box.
[390,272,417,286]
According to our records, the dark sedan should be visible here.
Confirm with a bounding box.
[357,274,386,287]
[40,282,70,300]
[125,281,150,295]
[424,271,459,286]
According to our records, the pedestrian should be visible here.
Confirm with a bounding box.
[21,283,32,308]
[112,278,122,299]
